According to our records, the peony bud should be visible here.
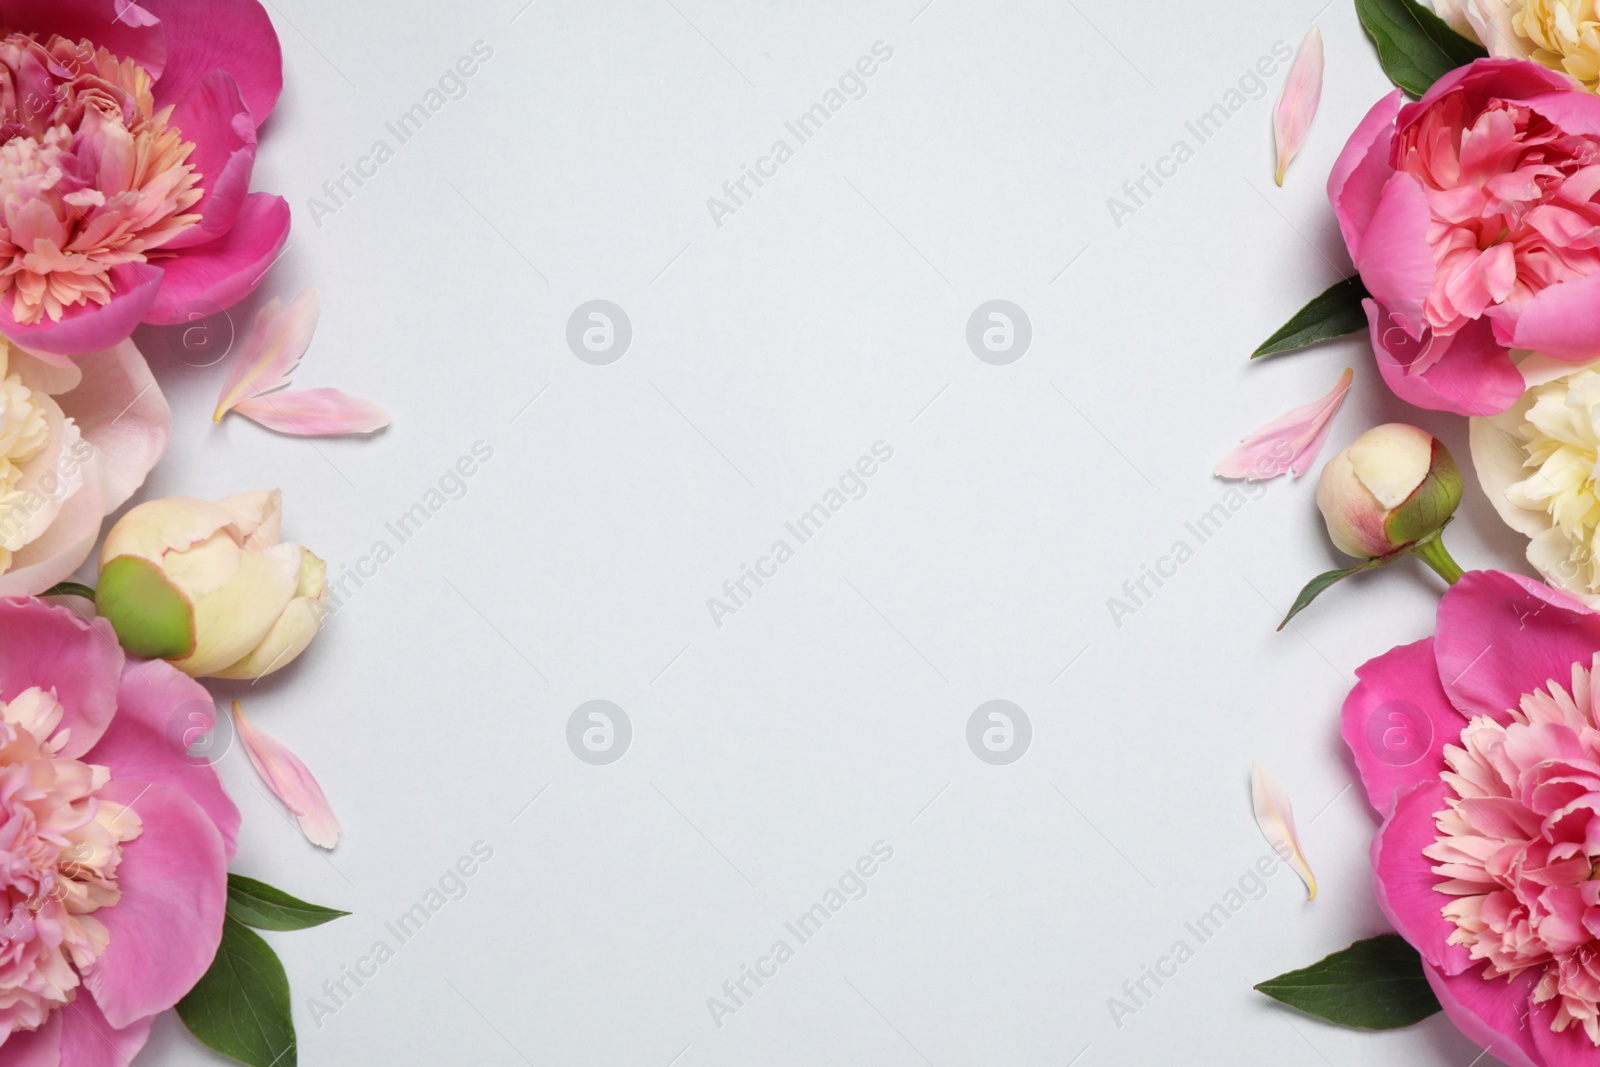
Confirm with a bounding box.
[1315,423,1461,560]
[94,490,326,679]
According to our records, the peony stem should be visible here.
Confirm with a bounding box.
[1412,535,1463,586]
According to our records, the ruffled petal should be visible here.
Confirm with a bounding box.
[0,265,162,361]
[81,780,227,1028]
[0,599,120,759]
[1328,89,1403,258]
[143,194,287,324]
[0,462,104,599]
[1435,570,1600,723]
[54,991,153,1067]
[1485,271,1600,363]
[1368,303,1524,416]
[84,659,240,859]
[141,0,281,126]
[1341,638,1462,815]
[58,340,169,512]
[162,71,257,250]
[0,1007,61,1067]
[0,0,165,78]
[1356,173,1436,334]
[1372,778,1475,974]
[1422,961,1542,1067]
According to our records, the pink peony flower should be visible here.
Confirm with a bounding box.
[1329,58,1600,416]
[1342,569,1600,1065]
[0,597,236,1066]
[0,0,287,360]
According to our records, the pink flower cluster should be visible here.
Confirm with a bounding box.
[1346,571,1600,1065]
[0,0,287,360]
[1332,60,1600,415]
[0,598,234,1066]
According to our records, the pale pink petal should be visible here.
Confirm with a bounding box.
[232,701,339,849]
[1274,26,1323,185]
[59,339,170,512]
[213,287,317,419]
[1214,367,1351,480]
[0,463,105,599]
[233,388,390,436]
[1250,761,1316,899]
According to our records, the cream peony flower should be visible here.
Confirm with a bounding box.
[1440,0,1600,90]
[1470,365,1600,602]
[0,339,169,594]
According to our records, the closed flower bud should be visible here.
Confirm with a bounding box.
[1316,423,1462,559]
[94,490,326,679]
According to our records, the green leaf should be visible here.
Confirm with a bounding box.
[40,580,95,599]
[1354,0,1488,97]
[227,874,349,931]
[1253,276,1370,359]
[1278,556,1391,630]
[177,916,297,1067]
[1255,934,1442,1029]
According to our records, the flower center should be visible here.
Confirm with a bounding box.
[1431,652,1600,1043]
[0,31,203,325]
[1396,91,1600,333]
[1516,0,1600,89]
[0,686,138,1035]
[1505,369,1600,587]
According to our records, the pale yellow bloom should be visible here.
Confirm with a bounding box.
[1442,0,1600,90]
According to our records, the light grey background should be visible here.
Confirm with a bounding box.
[117,0,1531,1063]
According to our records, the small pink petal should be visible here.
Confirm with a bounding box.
[1251,761,1317,899]
[1214,367,1352,480]
[1274,27,1324,185]
[232,701,340,849]
[213,287,318,419]
[233,387,390,436]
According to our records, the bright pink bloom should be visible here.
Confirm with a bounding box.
[0,597,236,1066]
[1329,59,1600,416]
[0,0,287,360]
[1342,570,1600,1065]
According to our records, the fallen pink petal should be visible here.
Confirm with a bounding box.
[1250,761,1317,900]
[232,701,340,850]
[1273,26,1324,185]
[213,287,320,420]
[1215,367,1352,480]
[234,388,391,436]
